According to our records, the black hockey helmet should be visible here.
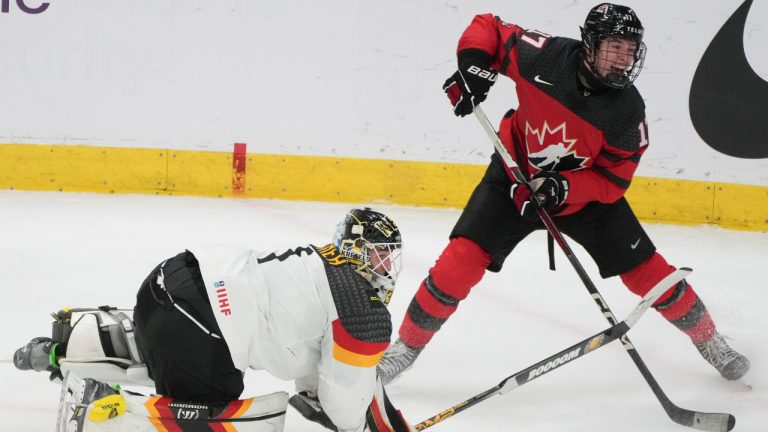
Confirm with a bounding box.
[333,208,403,305]
[580,3,647,89]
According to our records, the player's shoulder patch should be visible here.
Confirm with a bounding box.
[314,243,348,266]
[312,244,392,367]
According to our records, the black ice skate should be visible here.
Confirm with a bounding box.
[695,332,750,381]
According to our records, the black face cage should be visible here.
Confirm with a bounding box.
[582,32,647,90]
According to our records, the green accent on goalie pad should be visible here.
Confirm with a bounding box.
[49,343,60,369]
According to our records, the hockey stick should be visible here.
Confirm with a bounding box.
[414,268,691,430]
[471,105,735,432]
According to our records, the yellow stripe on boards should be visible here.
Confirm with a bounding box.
[0,143,765,232]
[237,153,485,207]
[0,144,167,194]
[714,183,768,231]
[625,177,717,225]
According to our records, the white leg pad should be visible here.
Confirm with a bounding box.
[82,391,288,432]
[59,362,154,387]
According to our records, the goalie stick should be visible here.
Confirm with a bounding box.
[471,105,735,432]
[289,392,338,431]
[415,268,700,430]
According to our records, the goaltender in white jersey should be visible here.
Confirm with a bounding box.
[13,208,412,432]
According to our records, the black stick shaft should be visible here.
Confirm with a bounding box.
[413,323,629,430]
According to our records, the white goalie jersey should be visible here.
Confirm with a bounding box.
[190,243,393,432]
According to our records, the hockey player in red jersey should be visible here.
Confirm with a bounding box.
[14,208,411,432]
[378,3,749,384]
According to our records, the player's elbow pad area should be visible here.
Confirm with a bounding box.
[332,319,389,367]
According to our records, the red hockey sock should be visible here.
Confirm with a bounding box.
[399,237,491,348]
[620,253,715,344]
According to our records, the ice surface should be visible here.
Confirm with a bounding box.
[1,191,765,431]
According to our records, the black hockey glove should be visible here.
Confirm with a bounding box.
[443,49,497,117]
[510,171,569,220]
[531,171,569,209]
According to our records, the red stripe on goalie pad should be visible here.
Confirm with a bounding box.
[153,397,175,419]
[215,399,244,419]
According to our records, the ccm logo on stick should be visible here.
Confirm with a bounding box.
[2,0,50,14]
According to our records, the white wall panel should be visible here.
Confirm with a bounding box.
[0,0,766,184]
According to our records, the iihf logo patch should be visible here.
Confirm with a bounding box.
[525,121,589,172]
[214,281,225,288]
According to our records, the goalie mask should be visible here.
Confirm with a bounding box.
[580,3,646,89]
[333,208,403,305]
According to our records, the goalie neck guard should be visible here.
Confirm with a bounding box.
[332,208,402,305]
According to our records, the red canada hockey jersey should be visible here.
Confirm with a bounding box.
[458,14,649,215]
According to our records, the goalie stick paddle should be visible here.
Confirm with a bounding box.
[289,393,339,432]
[414,268,692,431]
[471,106,735,432]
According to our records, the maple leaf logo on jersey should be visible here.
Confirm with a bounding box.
[525,121,589,172]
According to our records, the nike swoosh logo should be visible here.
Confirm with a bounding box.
[534,75,554,86]
[689,0,768,158]
[631,238,641,249]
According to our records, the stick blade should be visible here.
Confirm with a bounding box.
[669,407,735,432]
